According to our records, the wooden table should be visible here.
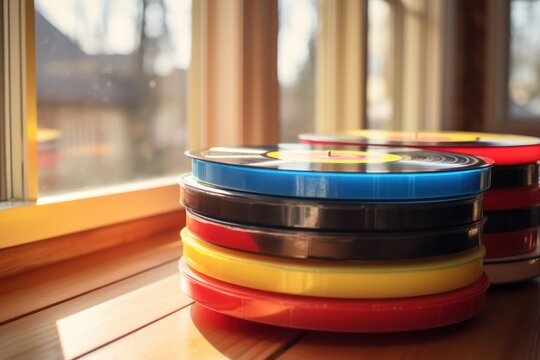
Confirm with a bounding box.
[1,229,539,359]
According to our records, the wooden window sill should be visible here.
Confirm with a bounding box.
[0,225,539,359]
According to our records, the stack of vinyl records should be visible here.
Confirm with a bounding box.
[300,131,540,284]
[179,144,492,332]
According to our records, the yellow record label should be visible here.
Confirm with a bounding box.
[265,150,402,164]
[345,130,537,144]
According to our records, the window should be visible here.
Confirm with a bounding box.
[367,0,395,130]
[35,0,192,195]
[1,0,190,248]
[2,0,449,248]
[508,0,540,119]
[485,0,540,134]
[278,0,317,142]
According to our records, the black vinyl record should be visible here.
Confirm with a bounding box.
[484,206,540,233]
[180,174,483,232]
[185,209,485,261]
[490,162,539,188]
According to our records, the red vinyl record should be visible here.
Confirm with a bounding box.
[180,260,489,333]
[185,209,483,261]
[299,131,540,165]
[484,185,540,211]
[484,227,539,259]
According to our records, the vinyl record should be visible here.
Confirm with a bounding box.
[485,233,540,263]
[484,257,540,284]
[186,145,492,200]
[484,206,540,233]
[180,260,489,333]
[180,174,483,232]
[484,184,540,211]
[484,227,539,259]
[299,130,540,165]
[186,209,484,261]
[490,163,539,188]
[181,228,485,299]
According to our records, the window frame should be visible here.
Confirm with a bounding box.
[0,0,183,249]
[2,0,37,203]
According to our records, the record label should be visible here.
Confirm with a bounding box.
[186,144,492,200]
[181,228,485,299]
[180,174,484,231]
[300,130,540,146]
[265,150,402,163]
[181,260,489,333]
[186,209,484,261]
[347,131,480,143]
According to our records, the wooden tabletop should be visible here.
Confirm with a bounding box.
[1,230,539,360]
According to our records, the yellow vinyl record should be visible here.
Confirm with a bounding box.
[180,228,485,299]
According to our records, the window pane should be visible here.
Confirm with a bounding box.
[509,0,540,117]
[278,0,317,142]
[367,0,394,129]
[35,0,191,195]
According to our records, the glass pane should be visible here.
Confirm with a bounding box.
[35,0,191,195]
[509,0,540,117]
[367,0,394,129]
[278,0,317,142]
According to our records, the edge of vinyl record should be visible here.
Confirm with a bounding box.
[180,228,485,299]
[180,174,484,231]
[185,209,484,261]
[187,146,492,200]
[180,259,489,333]
[484,257,540,284]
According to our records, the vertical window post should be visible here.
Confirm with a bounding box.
[316,0,368,133]
[1,0,37,202]
[189,0,279,148]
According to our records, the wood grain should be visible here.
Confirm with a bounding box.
[278,280,540,360]
[82,303,304,360]
[0,230,182,325]
[1,224,539,359]
[0,210,184,280]
[0,262,192,359]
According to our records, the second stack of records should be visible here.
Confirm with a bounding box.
[179,144,492,332]
[300,131,540,284]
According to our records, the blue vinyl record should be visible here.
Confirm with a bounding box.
[186,144,492,201]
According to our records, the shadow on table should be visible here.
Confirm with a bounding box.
[190,303,305,359]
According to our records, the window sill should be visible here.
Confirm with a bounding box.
[0,176,182,249]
